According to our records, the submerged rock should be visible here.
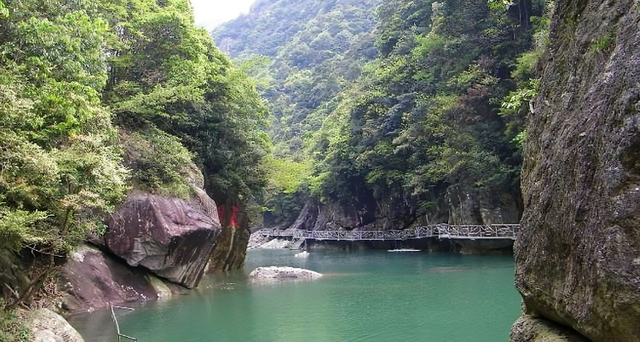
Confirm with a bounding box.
[249,266,322,281]
[106,192,220,288]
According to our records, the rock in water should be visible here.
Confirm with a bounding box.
[513,1,640,341]
[294,251,310,258]
[510,315,591,342]
[249,266,322,281]
[23,309,84,342]
[60,244,181,313]
[106,193,221,288]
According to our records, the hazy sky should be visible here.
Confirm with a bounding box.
[191,0,257,31]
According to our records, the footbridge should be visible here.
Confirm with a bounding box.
[256,224,520,241]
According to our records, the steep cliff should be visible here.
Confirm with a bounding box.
[208,197,250,271]
[513,1,640,342]
[285,188,520,233]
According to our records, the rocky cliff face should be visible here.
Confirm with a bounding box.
[282,186,521,233]
[207,197,250,271]
[512,1,640,342]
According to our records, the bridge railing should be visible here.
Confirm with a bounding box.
[257,224,519,241]
[434,224,519,239]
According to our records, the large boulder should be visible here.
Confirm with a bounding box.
[23,309,84,342]
[59,244,182,313]
[513,1,640,341]
[106,192,220,288]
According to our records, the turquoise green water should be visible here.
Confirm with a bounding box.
[69,249,521,342]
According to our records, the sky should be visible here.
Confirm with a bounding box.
[191,0,257,31]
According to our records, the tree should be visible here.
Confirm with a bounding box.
[0,0,128,254]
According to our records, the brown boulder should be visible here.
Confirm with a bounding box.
[513,1,640,341]
[106,192,220,288]
[59,244,182,313]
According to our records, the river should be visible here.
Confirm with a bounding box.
[69,249,521,342]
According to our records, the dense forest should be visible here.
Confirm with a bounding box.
[0,0,267,333]
[0,0,268,252]
[214,0,550,229]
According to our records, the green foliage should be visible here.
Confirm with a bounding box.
[487,0,511,12]
[214,0,549,227]
[99,0,271,202]
[0,300,30,342]
[296,0,543,208]
[0,1,8,17]
[499,1,552,144]
[589,34,616,54]
[263,156,312,195]
[0,1,129,253]
[0,0,271,257]
[214,0,379,159]
[0,203,49,252]
[123,128,198,199]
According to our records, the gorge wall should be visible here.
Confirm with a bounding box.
[512,1,640,341]
[278,185,521,232]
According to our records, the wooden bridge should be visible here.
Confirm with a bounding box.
[255,224,520,241]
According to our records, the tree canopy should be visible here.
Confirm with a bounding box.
[0,0,270,252]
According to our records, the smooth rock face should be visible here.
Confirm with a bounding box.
[60,244,179,313]
[106,193,221,288]
[24,309,84,342]
[249,266,322,281]
[513,2,640,342]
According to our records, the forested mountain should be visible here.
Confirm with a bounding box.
[0,0,267,258]
[215,0,548,229]
[214,0,380,158]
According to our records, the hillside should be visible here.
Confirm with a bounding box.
[215,0,546,231]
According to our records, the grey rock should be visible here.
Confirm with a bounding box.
[513,1,640,341]
[249,266,322,281]
[510,315,591,342]
[24,309,84,342]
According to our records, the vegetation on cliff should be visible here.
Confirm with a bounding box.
[0,0,268,316]
[214,0,549,228]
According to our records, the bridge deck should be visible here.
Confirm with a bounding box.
[256,224,520,241]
